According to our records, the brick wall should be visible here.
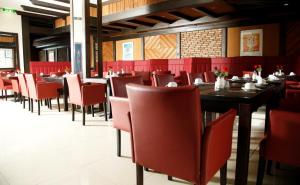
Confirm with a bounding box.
[181,29,223,58]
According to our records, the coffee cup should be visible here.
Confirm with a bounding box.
[244,82,255,90]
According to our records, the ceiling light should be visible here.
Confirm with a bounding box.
[284,3,289,6]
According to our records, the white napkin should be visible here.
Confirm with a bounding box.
[194,78,203,85]
[289,72,296,76]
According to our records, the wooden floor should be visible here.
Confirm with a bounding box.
[0,98,299,185]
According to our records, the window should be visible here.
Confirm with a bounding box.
[0,48,14,68]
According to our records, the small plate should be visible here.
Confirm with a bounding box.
[242,87,261,91]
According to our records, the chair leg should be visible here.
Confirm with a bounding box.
[49,99,52,110]
[28,97,31,111]
[82,106,86,126]
[136,164,144,185]
[103,102,107,121]
[91,105,94,117]
[23,96,26,109]
[57,97,60,112]
[267,160,272,175]
[19,93,22,104]
[220,162,227,185]
[72,104,75,121]
[40,100,43,106]
[168,176,173,181]
[1,90,3,99]
[31,99,34,113]
[117,129,121,157]
[256,156,266,185]
[14,92,16,102]
[38,100,40,115]
[5,90,7,101]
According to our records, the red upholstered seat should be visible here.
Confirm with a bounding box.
[66,74,107,126]
[30,61,71,75]
[204,71,216,83]
[0,77,13,101]
[188,72,204,85]
[153,74,175,87]
[256,109,300,185]
[25,74,62,115]
[126,84,236,185]
[110,76,143,157]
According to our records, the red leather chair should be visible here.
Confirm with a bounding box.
[256,109,300,185]
[153,70,171,75]
[153,74,175,87]
[110,76,143,157]
[179,71,189,86]
[11,79,21,102]
[126,84,237,185]
[111,76,143,98]
[66,74,107,126]
[0,77,13,101]
[131,71,151,86]
[25,74,62,115]
[187,72,204,85]
[17,74,31,110]
[242,71,254,77]
[204,71,216,83]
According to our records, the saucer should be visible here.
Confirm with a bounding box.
[242,87,260,91]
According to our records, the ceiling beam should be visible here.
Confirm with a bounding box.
[126,20,156,27]
[30,0,70,12]
[54,0,70,3]
[16,10,55,20]
[102,26,122,32]
[109,22,137,29]
[102,0,214,24]
[168,11,198,21]
[146,15,176,24]
[21,5,68,17]
[193,7,222,18]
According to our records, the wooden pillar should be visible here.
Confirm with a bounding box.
[21,16,30,72]
[176,32,181,58]
[85,0,91,77]
[141,36,145,60]
[97,0,103,77]
[222,28,227,57]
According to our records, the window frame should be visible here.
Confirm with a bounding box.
[0,31,19,70]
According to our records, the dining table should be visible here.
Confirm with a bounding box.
[197,81,283,185]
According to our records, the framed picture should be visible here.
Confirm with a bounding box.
[240,29,263,56]
[122,42,134,60]
[74,43,82,74]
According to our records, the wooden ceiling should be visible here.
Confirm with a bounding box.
[17,0,299,40]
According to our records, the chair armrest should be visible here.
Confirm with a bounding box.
[110,96,130,132]
[81,84,106,105]
[201,109,237,184]
[36,82,61,99]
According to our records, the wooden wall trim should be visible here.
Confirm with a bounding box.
[21,16,31,72]
[222,28,227,57]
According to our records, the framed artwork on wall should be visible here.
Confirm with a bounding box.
[122,42,134,60]
[240,29,263,56]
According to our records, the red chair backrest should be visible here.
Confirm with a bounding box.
[187,73,204,85]
[24,74,37,99]
[65,74,82,105]
[0,78,4,89]
[132,71,151,85]
[17,74,29,97]
[111,76,143,98]
[204,71,216,83]
[265,110,300,167]
[110,97,131,132]
[127,84,202,182]
[153,74,175,87]
[179,71,188,86]
[153,70,171,75]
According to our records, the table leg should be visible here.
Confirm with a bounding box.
[63,88,68,111]
[234,103,252,185]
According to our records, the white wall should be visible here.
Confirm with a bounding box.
[0,12,24,72]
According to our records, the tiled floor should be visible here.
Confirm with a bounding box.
[0,98,299,185]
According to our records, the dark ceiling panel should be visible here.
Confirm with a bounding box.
[21,5,68,17]
[30,0,70,12]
